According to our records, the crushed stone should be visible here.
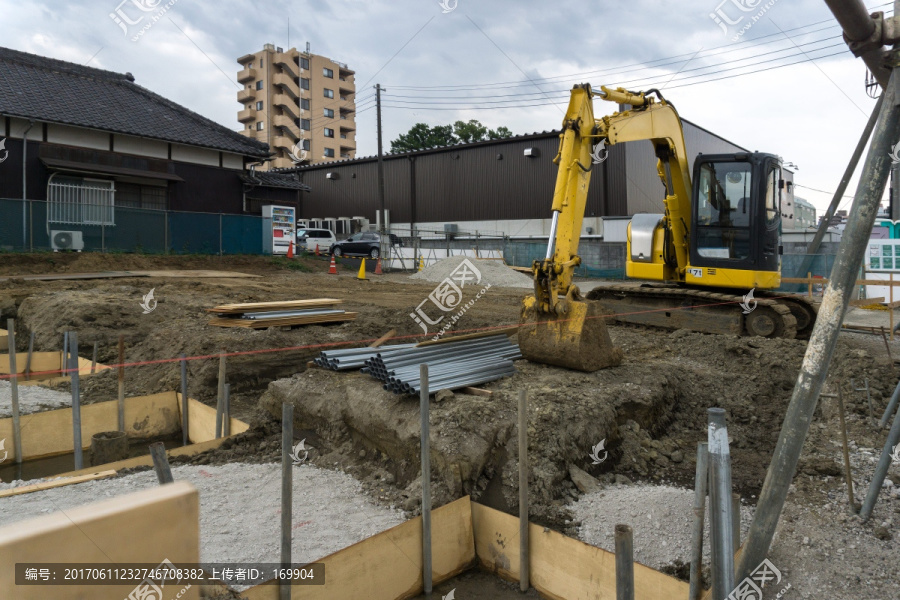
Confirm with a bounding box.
[0,379,72,417]
[0,463,406,589]
[570,483,751,569]
[410,256,532,288]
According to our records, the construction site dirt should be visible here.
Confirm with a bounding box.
[2,253,898,598]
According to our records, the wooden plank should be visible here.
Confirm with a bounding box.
[416,326,519,347]
[0,470,117,498]
[180,395,248,444]
[206,298,343,313]
[0,392,181,462]
[888,300,900,309]
[471,502,687,600]
[242,496,475,600]
[460,387,492,397]
[56,437,232,479]
[369,329,397,348]
[208,313,357,329]
[850,297,885,306]
[0,481,200,600]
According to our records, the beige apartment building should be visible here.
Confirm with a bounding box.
[237,43,356,169]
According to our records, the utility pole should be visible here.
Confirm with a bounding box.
[376,83,386,231]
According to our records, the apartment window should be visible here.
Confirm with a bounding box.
[259,59,263,68]
[255,80,263,90]
[300,57,310,70]
[300,98,310,110]
[302,139,310,151]
[324,148,335,158]
[324,108,334,118]
[324,128,334,138]
[300,78,310,90]
[340,133,347,139]
[324,88,334,99]
[323,67,334,78]
[256,121,264,131]
[300,119,311,130]
[255,101,263,111]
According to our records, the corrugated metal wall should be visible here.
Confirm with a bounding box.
[294,132,627,223]
[624,119,747,215]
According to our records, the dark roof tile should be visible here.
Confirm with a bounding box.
[0,46,271,158]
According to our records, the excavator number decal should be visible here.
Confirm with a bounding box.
[688,268,702,278]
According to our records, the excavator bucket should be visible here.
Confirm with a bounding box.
[518,295,623,372]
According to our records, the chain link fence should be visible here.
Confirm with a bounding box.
[0,198,269,255]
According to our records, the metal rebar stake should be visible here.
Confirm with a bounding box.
[708,408,734,599]
[420,363,432,596]
[149,442,174,484]
[689,442,708,600]
[223,383,231,437]
[24,331,34,381]
[281,401,293,600]
[70,332,83,470]
[615,524,634,600]
[117,335,125,432]
[736,66,900,583]
[6,319,23,465]
[518,389,529,593]
[881,377,900,427]
[835,385,856,509]
[180,353,189,446]
[216,351,226,438]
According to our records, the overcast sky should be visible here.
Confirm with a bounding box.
[0,0,893,214]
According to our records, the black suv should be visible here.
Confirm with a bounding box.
[329,232,403,259]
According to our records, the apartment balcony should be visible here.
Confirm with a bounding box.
[274,115,301,139]
[237,88,254,104]
[339,120,356,132]
[274,73,299,99]
[340,141,356,153]
[274,53,297,78]
[237,108,256,123]
[237,67,257,83]
[272,135,294,152]
[273,94,299,119]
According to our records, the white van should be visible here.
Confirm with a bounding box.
[297,228,336,252]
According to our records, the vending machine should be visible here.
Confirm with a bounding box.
[262,205,296,255]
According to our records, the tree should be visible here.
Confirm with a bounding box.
[390,123,455,153]
[487,126,513,140]
[452,119,488,144]
[390,120,514,152]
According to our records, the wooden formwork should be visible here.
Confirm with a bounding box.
[0,391,248,469]
[0,481,200,600]
[0,351,108,386]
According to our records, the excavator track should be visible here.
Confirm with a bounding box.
[757,291,820,339]
[585,283,799,339]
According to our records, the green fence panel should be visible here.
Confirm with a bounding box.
[105,207,166,253]
[167,212,221,255]
[0,199,26,251]
[222,214,264,255]
[779,254,836,293]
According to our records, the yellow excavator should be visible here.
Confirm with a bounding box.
[519,84,818,372]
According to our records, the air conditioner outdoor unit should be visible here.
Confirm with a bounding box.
[50,230,84,252]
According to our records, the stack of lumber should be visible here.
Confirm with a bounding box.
[207,299,357,328]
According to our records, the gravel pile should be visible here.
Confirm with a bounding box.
[0,463,406,589]
[570,483,751,569]
[410,256,532,289]
[0,380,72,417]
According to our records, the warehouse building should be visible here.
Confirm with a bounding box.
[279,119,748,244]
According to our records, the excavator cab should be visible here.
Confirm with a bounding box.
[688,153,783,288]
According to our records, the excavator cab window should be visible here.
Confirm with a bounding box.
[694,161,752,260]
[690,153,782,274]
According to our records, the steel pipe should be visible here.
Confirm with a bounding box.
[708,408,734,599]
[736,65,900,584]
[688,442,708,600]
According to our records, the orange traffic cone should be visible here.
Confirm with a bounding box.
[374,258,383,275]
[328,255,338,274]
[315,244,320,257]
[287,241,294,258]
[357,259,368,281]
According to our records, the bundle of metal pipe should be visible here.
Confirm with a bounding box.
[364,335,520,394]
[313,343,417,370]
